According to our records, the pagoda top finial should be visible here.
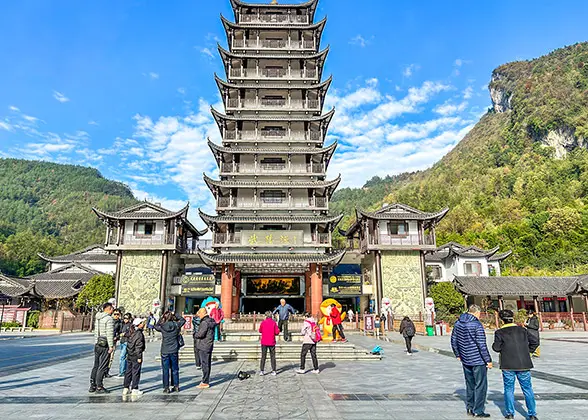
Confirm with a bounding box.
[271,0,278,4]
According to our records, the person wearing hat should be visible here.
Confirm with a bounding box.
[123,317,146,396]
[493,310,539,420]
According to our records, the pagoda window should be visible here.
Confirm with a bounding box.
[261,157,286,170]
[428,265,443,281]
[387,221,408,236]
[262,95,285,106]
[134,222,155,237]
[464,262,482,276]
[260,190,286,204]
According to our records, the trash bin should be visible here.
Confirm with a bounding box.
[426,325,435,336]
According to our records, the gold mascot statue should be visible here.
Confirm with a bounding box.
[318,298,346,342]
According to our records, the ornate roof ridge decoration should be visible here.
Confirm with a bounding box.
[453,276,580,297]
[215,73,332,92]
[207,138,337,157]
[203,173,341,194]
[28,262,104,279]
[358,203,450,221]
[198,208,343,227]
[38,244,115,263]
[93,201,190,220]
[196,247,345,266]
[488,250,513,262]
[211,106,335,124]
[432,242,501,258]
[222,13,326,32]
[218,44,329,61]
[230,0,319,14]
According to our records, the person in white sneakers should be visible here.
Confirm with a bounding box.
[296,313,321,374]
[122,317,146,396]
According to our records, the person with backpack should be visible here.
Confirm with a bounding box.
[399,316,416,355]
[296,313,321,374]
[122,317,146,396]
[154,311,186,393]
[192,312,202,370]
[89,302,115,394]
[259,311,281,376]
[330,303,347,343]
[493,309,539,420]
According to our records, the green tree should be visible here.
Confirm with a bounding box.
[429,282,465,315]
[76,274,115,309]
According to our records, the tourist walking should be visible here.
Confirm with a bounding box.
[348,308,354,323]
[210,303,224,342]
[296,313,320,374]
[89,302,115,394]
[195,307,216,389]
[118,313,133,377]
[330,303,347,342]
[493,310,539,420]
[105,309,122,378]
[399,316,416,355]
[154,311,186,393]
[273,298,295,341]
[146,312,156,336]
[122,317,146,396]
[192,312,202,369]
[259,311,280,376]
[451,304,493,418]
[525,310,541,358]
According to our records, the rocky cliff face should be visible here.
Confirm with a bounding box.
[539,126,587,159]
[489,72,513,113]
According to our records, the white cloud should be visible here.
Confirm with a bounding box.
[349,35,372,48]
[53,91,70,103]
[177,87,186,95]
[9,105,19,112]
[403,64,420,78]
[199,47,215,59]
[434,100,468,116]
[463,86,474,99]
[88,120,99,126]
[0,121,13,131]
[23,115,40,123]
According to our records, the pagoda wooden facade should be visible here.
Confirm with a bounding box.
[198,0,344,317]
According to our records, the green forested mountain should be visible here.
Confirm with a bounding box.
[332,42,588,276]
[0,159,137,276]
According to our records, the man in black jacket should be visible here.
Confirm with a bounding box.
[194,308,216,389]
[492,310,539,420]
[524,310,541,358]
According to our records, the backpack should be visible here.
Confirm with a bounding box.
[308,320,322,343]
[371,345,383,355]
[405,322,415,337]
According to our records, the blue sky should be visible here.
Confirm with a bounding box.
[1,0,587,225]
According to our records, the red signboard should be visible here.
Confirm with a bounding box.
[364,315,375,331]
[183,315,193,330]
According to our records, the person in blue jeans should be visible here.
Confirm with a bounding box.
[493,309,539,420]
[451,304,493,418]
[118,313,133,377]
[154,311,186,393]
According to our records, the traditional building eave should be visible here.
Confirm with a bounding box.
[356,205,449,223]
[215,73,332,93]
[199,208,343,227]
[207,138,337,159]
[488,250,513,262]
[92,201,191,222]
[38,244,116,264]
[230,0,320,22]
[0,273,35,297]
[211,106,335,132]
[218,44,329,70]
[222,13,326,33]
[203,173,341,196]
[196,247,345,268]
[454,276,580,297]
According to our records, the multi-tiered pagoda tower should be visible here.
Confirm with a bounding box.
[198,0,344,317]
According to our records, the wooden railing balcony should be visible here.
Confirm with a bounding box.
[213,232,331,247]
[232,39,316,51]
[107,233,176,246]
[217,196,328,210]
[239,13,310,25]
[220,162,325,175]
[226,98,321,111]
[229,67,318,80]
[368,233,436,247]
[224,130,322,142]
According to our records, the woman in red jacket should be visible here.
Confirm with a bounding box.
[330,304,347,342]
[259,311,281,375]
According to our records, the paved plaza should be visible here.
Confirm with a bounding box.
[0,332,587,419]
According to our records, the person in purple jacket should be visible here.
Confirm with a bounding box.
[451,305,493,418]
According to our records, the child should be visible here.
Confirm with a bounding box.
[123,317,146,396]
[374,315,381,337]
[258,311,280,376]
[296,313,320,374]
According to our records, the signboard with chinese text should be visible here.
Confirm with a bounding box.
[364,314,375,331]
[328,274,362,296]
[181,274,216,295]
[241,230,304,247]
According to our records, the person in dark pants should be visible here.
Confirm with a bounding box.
[192,313,202,369]
[451,304,493,418]
[118,313,133,377]
[105,310,122,378]
[122,317,146,396]
[296,313,320,374]
[399,316,416,355]
[273,299,295,341]
[89,302,115,394]
[525,310,541,358]
[195,307,216,389]
[154,311,186,393]
[259,311,280,375]
[330,304,347,342]
[493,310,539,420]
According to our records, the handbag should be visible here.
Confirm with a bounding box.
[178,334,185,348]
[97,336,109,348]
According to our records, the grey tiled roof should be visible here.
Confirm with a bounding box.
[199,209,343,226]
[230,0,319,12]
[211,107,335,123]
[216,73,332,91]
[93,201,189,220]
[454,276,580,297]
[218,45,329,61]
[39,245,116,263]
[208,139,337,156]
[197,249,345,266]
[222,14,326,32]
[0,274,34,297]
[203,173,341,189]
[358,203,449,221]
[28,263,103,299]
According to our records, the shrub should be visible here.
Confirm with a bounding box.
[514,309,528,324]
[1,321,22,328]
[27,310,40,328]
[430,282,465,315]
